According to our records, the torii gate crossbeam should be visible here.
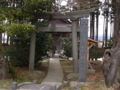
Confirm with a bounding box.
[29,8,95,19]
[29,8,95,82]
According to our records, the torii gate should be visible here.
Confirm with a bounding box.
[29,8,95,82]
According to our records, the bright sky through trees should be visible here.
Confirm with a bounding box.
[60,0,111,41]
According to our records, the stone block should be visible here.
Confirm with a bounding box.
[11,82,17,90]
[70,81,77,89]
[74,85,80,90]
[33,80,38,84]
[56,84,63,90]
[50,85,56,90]
[67,73,78,79]
[17,83,24,88]
[87,69,95,73]
[63,81,68,87]
[17,82,32,88]
[40,85,51,90]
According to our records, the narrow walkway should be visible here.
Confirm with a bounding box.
[18,57,64,90]
[41,58,63,85]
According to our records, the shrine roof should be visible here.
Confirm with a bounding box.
[78,38,101,43]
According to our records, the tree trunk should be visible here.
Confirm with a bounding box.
[95,10,99,48]
[104,9,109,47]
[102,17,106,48]
[101,1,120,89]
[10,36,13,46]
[0,32,2,46]
[6,36,9,45]
[0,56,9,79]
[90,12,95,39]
[96,12,99,41]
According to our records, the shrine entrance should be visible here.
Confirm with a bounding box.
[29,8,95,82]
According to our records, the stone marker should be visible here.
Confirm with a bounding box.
[79,18,88,82]
[11,82,17,90]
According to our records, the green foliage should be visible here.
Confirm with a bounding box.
[2,43,8,46]
[6,23,36,39]
[0,7,35,35]
[0,1,8,7]
[23,0,55,12]
[35,32,53,64]
[8,63,18,78]
[0,23,36,39]
[37,19,49,27]
[59,37,72,57]
[0,0,55,37]
[0,7,17,23]
[4,32,53,67]
[0,7,33,22]
[105,38,114,49]
[4,38,30,66]
[90,48,105,58]
[118,78,120,83]
[0,24,6,32]
[12,9,34,21]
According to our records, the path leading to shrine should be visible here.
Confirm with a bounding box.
[41,58,63,85]
[18,57,64,90]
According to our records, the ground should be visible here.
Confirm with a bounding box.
[0,59,114,90]
[0,61,48,89]
[60,60,114,90]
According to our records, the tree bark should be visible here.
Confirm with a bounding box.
[0,32,2,46]
[6,36,9,45]
[10,36,13,46]
[101,1,120,89]
[104,8,109,47]
[95,10,99,48]
[96,11,99,41]
[90,12,95,39]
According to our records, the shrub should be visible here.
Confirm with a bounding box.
[4,32,53,67]
[89,48,105,58]
[59,37,72,57]
[104,37,114,49]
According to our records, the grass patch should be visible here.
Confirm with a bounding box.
[60,60,114,90]
[0,80,13,89]
[81,81,114,90]
[0,61,49,89]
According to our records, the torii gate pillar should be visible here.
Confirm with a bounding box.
[71,18,78,73]
[29,21,37,71]
[29,32,36,71]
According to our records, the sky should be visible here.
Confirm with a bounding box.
[60,0,112,41]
